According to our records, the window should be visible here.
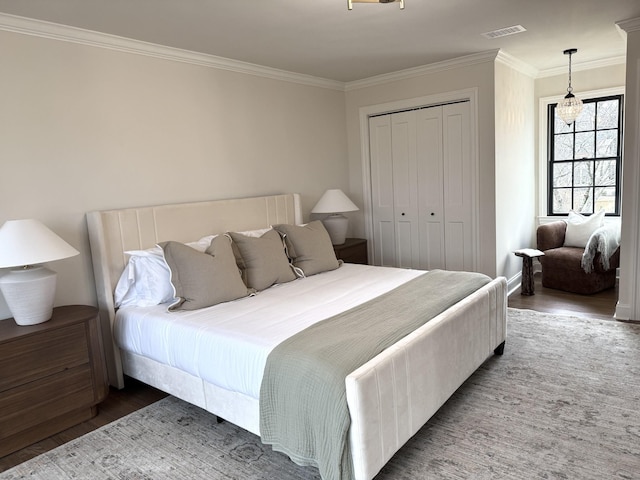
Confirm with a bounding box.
[547,95,623,216]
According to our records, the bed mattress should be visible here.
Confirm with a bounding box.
[114,263,425,399]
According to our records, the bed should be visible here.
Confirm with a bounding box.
[86,193,507,480]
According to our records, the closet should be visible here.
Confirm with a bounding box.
[368,101,474,271]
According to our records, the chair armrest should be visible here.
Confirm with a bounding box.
[537,221,567,251]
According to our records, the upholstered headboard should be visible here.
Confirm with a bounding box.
[86,193,302,387]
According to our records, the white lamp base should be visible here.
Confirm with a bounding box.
[322,214,349,245]
[0,266,57,326]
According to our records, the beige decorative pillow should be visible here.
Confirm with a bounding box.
[159,236,250,311]
[227,229,297,291]
[274,221,340,277]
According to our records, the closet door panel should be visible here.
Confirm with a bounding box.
[375,220,397,267]
[395,220,415,268]
[369,115,396,266]
[368,99,474,271]
[424,224,445,270]
[442,102,473,271]
[416,107,445,270]
[391,111,419,268]
[444,222,465,271]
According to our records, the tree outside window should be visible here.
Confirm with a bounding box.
[548,95,623,216]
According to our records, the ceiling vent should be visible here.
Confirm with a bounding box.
[481,25,526,39]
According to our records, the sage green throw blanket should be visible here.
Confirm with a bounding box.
[259,269,491,480]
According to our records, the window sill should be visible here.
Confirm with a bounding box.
[537,215,621,227]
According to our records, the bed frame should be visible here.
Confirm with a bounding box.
[86,193,507,480]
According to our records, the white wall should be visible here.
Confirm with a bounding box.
[617,19,640,321]
[534,63,627,218]
[535,63,627,98]
[534,50,640,320]
[0,30,348,319]
[494,61,536,285]
[5,19,637,322]
[345,56,498,277]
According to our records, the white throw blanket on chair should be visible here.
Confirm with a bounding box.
[581,224,620,273]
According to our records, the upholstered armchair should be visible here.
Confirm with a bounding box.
[536,220,620,295]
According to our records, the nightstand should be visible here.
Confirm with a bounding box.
[333,238,368,265]
[0,305,108,457]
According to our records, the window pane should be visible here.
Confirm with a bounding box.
[575,132,594,159]
[554,134,574,160]
[548,94,622,216]
[573,188,593,213]
[553,162,572,187]
[595,160,616,186]
[597,100,619,129]
[574,161,593,187]
[575,102,595,132]
[596,129,618,157]
[594,187,616,213]
[554,114,572,134]
[552,188,572,213]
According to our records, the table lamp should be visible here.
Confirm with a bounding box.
[0,219,79,326]
[311,189,359,245]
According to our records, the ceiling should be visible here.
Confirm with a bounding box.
[0,0,639,83]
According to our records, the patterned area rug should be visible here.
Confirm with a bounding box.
[2,309,639,480]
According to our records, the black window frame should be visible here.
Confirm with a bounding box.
[547,94,624,216]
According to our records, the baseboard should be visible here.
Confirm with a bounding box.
[614,302,631,321]
[507,272,522,297]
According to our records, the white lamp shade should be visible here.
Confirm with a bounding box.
[311,189,359,214]
[0,219,79,268]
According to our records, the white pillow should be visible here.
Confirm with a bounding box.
[113,234,216,307]
[564,210,605,248]
[235,227,272,238]
[185,234,218,252]
[114,253,175,307]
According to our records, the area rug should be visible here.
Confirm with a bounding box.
[2,309,639,479]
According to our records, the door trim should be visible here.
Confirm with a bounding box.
[359,88,479,268]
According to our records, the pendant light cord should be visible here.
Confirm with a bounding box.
[563,48,577,95]
[567,52,573,94]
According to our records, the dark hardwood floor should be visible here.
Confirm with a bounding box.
[0,272,621,472]
[508,271,619,320]
[0,377,169,472]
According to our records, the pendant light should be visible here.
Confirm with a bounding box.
[556,48,583,126]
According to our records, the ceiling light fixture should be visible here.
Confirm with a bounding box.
[556,48,583,126]
[348,0,404,10]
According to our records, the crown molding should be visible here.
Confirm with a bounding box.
[537,55,627,78]
[5,11,629,93]
[0,13,345,91]
[616,17,640,33]
[345,50,500,91]
[495,51,538,78]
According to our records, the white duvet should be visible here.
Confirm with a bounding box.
[115,263,425,400]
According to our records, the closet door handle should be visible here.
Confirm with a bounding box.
[401,212,405,216]
[430,212,435,216]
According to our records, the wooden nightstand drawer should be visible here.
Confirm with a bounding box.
[333,238,368,265]
[0,305,108,457]
[0,323,89,393]
[0,364,94,438]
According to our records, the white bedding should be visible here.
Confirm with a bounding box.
[115,263,425,399]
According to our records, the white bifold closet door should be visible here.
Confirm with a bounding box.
[369,101,473,271]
